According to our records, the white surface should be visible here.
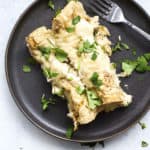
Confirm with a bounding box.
[0,0,150,150]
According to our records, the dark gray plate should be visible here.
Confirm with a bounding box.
[5,0,150,142]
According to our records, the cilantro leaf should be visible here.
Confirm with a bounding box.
[141,141,148,147]
[23,65,31,73]
[38,46,51,54]
[121,42,129,50]
[132,48,137,56]
[136,56,148,72]
[54,48,68,62]
[55,8,61,17]
[78,40,97,54]
[144,53,150,61]
[112,41,129,53]
[72,16,81,25]
[66,27,75,33]
[41,94,55,111]
[42,68,58,79]
[76,86,85,95]
[48,0,55,10]
[86,90,102,109]
[122,60,137,76]
[90,72,103,88]
[91,51,98,61]
[66,126,74,139]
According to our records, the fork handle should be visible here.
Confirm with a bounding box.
[125,20,150,41]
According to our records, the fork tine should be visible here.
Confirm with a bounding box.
[95,0,112,10]
[91,1,109,15]
[89,4,108,19]
[102,0,113,6]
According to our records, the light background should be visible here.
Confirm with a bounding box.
[0,0,149,150]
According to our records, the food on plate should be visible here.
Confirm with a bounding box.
[26,1,132,130]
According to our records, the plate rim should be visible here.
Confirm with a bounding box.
[5,0,150,143]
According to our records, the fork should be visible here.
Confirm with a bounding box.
[87,0,150,40]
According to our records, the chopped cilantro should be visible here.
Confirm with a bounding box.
[144,53,150,61]
[141,141,148,147]
[112,63,117,69]
[90,72,103,88]
[86,90,102,109]
[136,56,149,72]
[55,8,61,17]
[48,0,55,10]
[66,27,75,33]
[122,60,137,76]
[76,86,85,95]
[72,16,81,25]
[91,51,98,61]
[54,48,68,62]
[42,68,58,79]
[121,42,129,50]
[132,48,137,56]
[138,121,146,129]
[41,94,55,111]
[112,41,129,52]
[23,65,31,73]
[78,40,97,54]
[38,46,51,54]
[66,126,74,139]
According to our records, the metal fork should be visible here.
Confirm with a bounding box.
[87,0,150,40]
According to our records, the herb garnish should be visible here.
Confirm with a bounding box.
[91,51,98,61]
[121,54,150,76]
[112,41,129,53]
[41,94,55,111]
[38,46,51,59]
[90,72,103,88]
[141,141,149,147]
[76,86,85,95]
[42,68,58,79]
[78,40,97,59]
[72,16,81,25]
[48,0,55,10]
[54,48,68,62]
[144,53,150,61]
[122,60,137,76]
[138,121,146,130]
[86,90,102,109]
[55,8,61,17]
[66,126,74,139]
[66,27,75,33]
[132,48,137,56]
[22,65,31,73]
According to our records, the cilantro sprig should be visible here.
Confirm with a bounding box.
[66,125,74,139]
[48,0,55,10]
[76,86,85,95]
[86,90,102,109]
[121,53,150,76]
[41,94,55,111]
[54,48,68,62]
[90,72,103,88]
[22,65,31,73]
[72,16,81,25]
[42,68,59,79]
